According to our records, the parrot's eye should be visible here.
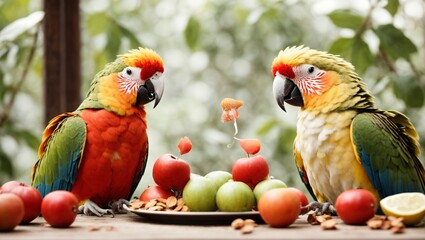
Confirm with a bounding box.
[294,64,323,78]
[120,67,142,81]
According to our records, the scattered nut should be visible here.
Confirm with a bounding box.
[307,212,320,225]
[87,226,114,232]
[105,226,114,231]
[316,214,332,223]
[243,219,257,227]
[391,226,404,234]
[320,219,338,230]
[231,218,257,234]
[367,219,383,229]
[307,212,337,230]
[366,215,405,234]
[231,218,245,229]
[381,220,392,230]
[88,226,101,231]
[240,224,255,234]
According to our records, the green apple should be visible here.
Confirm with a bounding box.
[182,177,217,211]
[204,171,232,190]
[216,181,255,212]
[253,178,287,202]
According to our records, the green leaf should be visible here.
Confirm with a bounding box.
[375,24,417,60]
[392,76,424,108]
[86,12,109,36]
[117,23,142,49]
[0,11,44,43]
[256,119,278,136]
[184,16,201,50]
[327,10,364,30]
[0,150,14,177]
[351,37,374,75]
[276,127,297,155]
[247,7,266,24]
[16,129,40,150]
[248,7,278,24]
[0,0,31,27]
[329,37,373,74]
[385,0,400,16]
[329,37,354,57]
[105,22,121,60]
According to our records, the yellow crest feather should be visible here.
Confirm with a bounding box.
[273,45,356,76]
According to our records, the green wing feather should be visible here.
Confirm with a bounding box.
[351,110,425,198]
[32,113,86,197]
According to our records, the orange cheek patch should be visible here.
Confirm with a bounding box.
[319,71,337,93]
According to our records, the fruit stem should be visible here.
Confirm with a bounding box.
[233,118,239,137]
[227,120,239,148]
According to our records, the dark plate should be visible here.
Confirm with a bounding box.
[124,205,263,225]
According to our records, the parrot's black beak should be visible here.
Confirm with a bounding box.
[136,73,164,108]
[273,74,304,112]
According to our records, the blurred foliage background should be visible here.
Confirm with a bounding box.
[1,0,424,198]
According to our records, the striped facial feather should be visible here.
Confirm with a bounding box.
[293,64,326,95]
[117,67,143,95]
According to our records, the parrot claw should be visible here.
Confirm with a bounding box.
[78,200,113,217]
[109,199,131,215]
[301,201,336,216]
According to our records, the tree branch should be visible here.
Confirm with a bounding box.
[0,24,40,127]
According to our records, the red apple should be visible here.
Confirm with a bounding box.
[232,155,269,188]
[152,154,191,191]
[1,181,42,224]
[0,193,24,231]
[287,187,309,207]
[0,181,21,193]
[335,189,377,225]
[139,185,174,202]
[41,191,78,228]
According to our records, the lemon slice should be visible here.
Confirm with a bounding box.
[380,192,425,225]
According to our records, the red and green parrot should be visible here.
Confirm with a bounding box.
[271,46,425,212]
[32,48,164,216]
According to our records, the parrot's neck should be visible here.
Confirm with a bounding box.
[302,74,376,114]
[77,73,145,117]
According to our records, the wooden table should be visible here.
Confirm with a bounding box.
[3,213,424,240]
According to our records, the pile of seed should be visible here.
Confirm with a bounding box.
[130,196,189,212]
